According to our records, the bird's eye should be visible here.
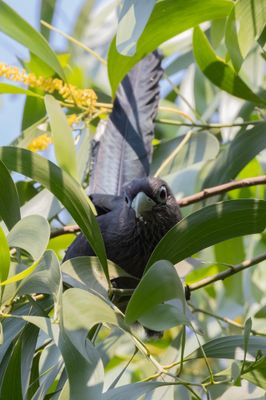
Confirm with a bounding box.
[158,185,167,202]
[125,195,130,204]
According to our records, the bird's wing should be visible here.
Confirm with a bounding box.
[88,51,163,196]
[89,193,123,215]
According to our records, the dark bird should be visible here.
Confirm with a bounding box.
[64,52,182,279]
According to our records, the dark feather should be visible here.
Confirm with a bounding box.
[88,51,163,195]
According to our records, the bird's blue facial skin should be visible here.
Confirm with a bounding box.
[122,177,181,223]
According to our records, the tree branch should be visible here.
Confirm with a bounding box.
[156,118,261,129]
[178,175,266,207]
[50,176,266,238]
[187,252,266,294]
[50,224,80,238]
[189,304,266,337]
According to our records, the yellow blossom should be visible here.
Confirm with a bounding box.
[0,62,97,112]
[27,134,52,152]
[67,114,79,126]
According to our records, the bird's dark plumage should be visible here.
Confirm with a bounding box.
[64,177,181,277]
[64,52,182,279]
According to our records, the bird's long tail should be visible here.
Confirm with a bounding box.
[88,51,163,196]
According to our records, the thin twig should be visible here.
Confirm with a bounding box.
[50,176,266,238]
[159,106,194,122]
[156,118,261,129]
[155,130,193,177]
[188,252,266,293]
[50,225,80,239]
[163,73,202,122]
[178,175,266,207]
[41,20,107,65]
[189,304,266,337]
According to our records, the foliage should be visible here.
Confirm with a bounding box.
[0,0,266,399]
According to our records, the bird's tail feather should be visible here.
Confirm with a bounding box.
[89,51,163,196]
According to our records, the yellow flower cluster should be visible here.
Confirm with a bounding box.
[0,62,97,111]
[67,113,79,126]
[27,134,52,152]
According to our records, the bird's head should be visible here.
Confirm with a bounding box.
[123,177,181,225]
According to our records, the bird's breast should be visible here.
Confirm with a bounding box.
[101,207,170,278]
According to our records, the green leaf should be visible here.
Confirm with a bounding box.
[63,288,123,398]
[103,381,175,400]
[214,237,245,303]
[193,26,266,105]
[242,357,266,391]
[0,259,40,287]
[146,200,266,270]
[20,324,39,398]
[0,146,108,281]
[226,0,266,71]
[17,251,62,309]
[0,160,21,230]
[0,323,3,345]
[203,123,266,188]
[45,95,78,179]
[125,260,185,325]
[244,318,252,350]
[108,0,233,95]
[7,215,50,260]
[62,256,133,298]
[0,0,65,79]
[40,0,57,40]
[225,8,244,72]
[138,303,188,331]
[0,83,43,98]
[21,314,103,400]
[189,335,266,360]
[21,189,62,221]
[210,18,226,48]
[62,288,122,331]
[35,343,63,399]
[151,131,219,176]
[116,0,156,56]
[0,337,23,400]
[0,226,10,283]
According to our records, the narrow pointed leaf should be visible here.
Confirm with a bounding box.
[125,260,185,324]
[17,251,62,315]
[0,160,21,230]
[0,83,43,98]
[103,381,175,400]
[0,146,108,280]
[62,256,132,298]
[0,226,10,283]
[108,0,233,95]
[0,258,40,287]
[242,357,266,391]
[0,0,65,79]
[7,215,50,260]
[45,95,78,179]
[62,288,121,331]
[203,123,266,188]
[189,335,266,360]
[116,0,156,56]
[193,26,266,105]
[146,200,266,269]
[225,0,266,71]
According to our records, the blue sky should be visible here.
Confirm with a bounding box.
[0,0,83,145]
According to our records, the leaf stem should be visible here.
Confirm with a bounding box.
[156,118,261,129]
[155,130,193,177]
[178,175,266,207]
[187,252,266,293]
[40,20,107,65]
[189,304,266,337]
